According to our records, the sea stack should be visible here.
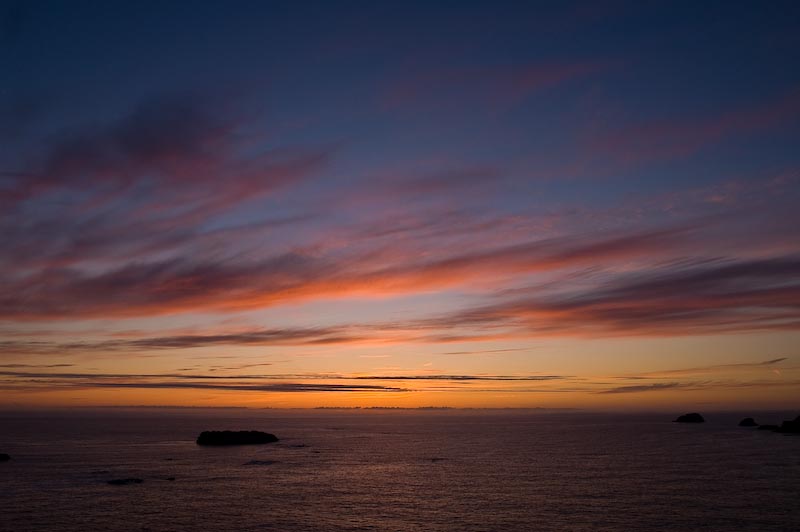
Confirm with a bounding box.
[738,417,758,427]
[674,413,705,423]
[776,415,800,434]
[755,415,800,433]
[196,430,279,446]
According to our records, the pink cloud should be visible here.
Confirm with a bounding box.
[586,87,800,165]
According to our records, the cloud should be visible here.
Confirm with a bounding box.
[212,363,274,371]
[596,378,800,395]
[0,369,567,395]
[0,326,373,356]
[433,255,800,337]
[0,363,74,368]
[624,357,789,378]
[596,382,684,394]
[0,369,412,393]
[0,223,694,320]
[0,94,329,286]
[2,91,798,350]
[2,368,792,398]
[3,252,799,358]
[8,95,326,205]
[586,87,800,166]
[439,348,529,355]
[82,382,408,393]
[0,369,567,383]
[352,374,567,381]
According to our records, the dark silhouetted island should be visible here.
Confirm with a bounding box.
[755,415,800,434]
[0,453,10,462]
[196,430,279,446]
[738,417,758,427]
[107,478,143,485]
[777,415,800,434]
[674,413,705,423]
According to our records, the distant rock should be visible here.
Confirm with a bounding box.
[107,478,143,485]
[196,430,279,446]
[0,453,10,462]
[754,415,800,434]
[777,417,800,434]
[738,417,758,427]
[674,413,705,423]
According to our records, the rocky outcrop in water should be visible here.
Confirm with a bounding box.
[755,415,800,434]
[107,478,143,485]
[674,413,705,423]
[196,430,278,446]
[738,417,758,427]
[776,415,800,434]
[0,453,10,462]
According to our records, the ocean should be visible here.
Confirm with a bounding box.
[1,409,798,531]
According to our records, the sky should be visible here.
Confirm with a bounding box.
[1,0,799,410]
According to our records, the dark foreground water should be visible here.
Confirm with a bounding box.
[1,409,798,531]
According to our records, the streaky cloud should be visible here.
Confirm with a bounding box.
[0,370,568,383]
[434,255,800,337]
[623,357,789,378]
[0,224,695,320]
[596,383,684,394]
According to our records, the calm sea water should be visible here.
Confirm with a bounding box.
[1,409,798,531]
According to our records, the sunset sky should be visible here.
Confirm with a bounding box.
[1,1,799,410]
